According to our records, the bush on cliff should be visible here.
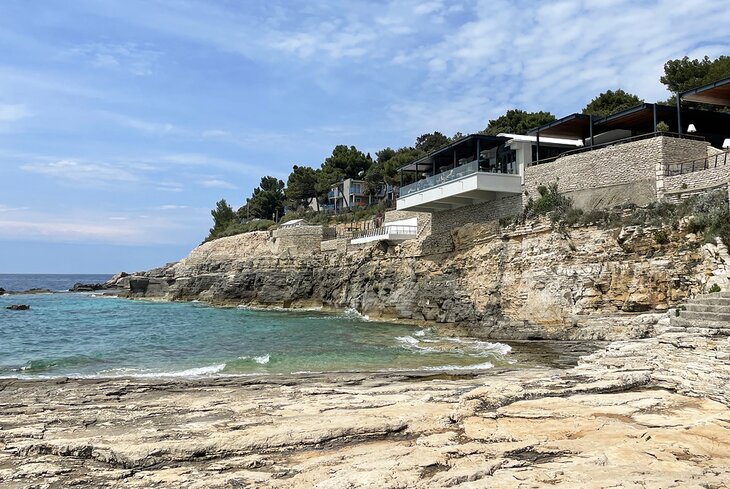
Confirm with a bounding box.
[204,219,275,242]
[521,182,577,228]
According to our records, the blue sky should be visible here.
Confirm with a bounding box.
[1,0,728,273]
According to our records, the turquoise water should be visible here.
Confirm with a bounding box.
[0,292,513,378]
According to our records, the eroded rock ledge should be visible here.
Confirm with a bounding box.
[109,219,729,341]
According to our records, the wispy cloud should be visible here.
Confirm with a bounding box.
[98,111,178,135]
[0,103,32,122]
[200,178,237,190]
[156,204,189,210]
[67,42,163,76]
[20,160,138,185]
[0,204,30,213]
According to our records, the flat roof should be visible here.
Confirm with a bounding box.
[399,134,508,172]
[527,113,592,139]
[681,76,730,106]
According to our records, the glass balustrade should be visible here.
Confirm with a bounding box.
[400,159,517,196]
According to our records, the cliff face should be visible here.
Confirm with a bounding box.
[114,219,729,341]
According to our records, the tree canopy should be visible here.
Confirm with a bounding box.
[415,132,450,153]
[285,165,319,211]
[205,199,236,242]
[483,109,556,135]
[582,89,643,117]
[247,176,285,220]
[661,55,730,94]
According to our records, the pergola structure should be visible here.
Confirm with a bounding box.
[529,96,730,153]
[677,76,730,137]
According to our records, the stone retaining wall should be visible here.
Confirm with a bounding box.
[525,136,709,209]
[662,160,730,195]
[430,194,523,236]
[272,225,325,255]
[320,238,349,253]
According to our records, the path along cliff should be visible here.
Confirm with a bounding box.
[110,215,729,341]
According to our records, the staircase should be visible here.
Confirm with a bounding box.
[672,291,730,334]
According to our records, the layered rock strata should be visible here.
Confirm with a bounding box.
[110,219,728,341]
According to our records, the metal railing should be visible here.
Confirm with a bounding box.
[352,225,417,239]
[664,149,730,176]
[400,159,518,196]
[532,132,706,166]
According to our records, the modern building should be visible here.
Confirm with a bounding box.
[396,133,581,212]
[328,178,370,210]
[397,78,730,215]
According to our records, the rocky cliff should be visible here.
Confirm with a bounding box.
[111,217,730,341]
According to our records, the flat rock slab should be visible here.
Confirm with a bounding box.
[1,367,729,488]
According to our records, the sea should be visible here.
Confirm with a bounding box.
[0,274,525,379]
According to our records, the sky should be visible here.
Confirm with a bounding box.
[0,0,728,273]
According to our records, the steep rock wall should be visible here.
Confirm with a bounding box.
[114,220,727,341]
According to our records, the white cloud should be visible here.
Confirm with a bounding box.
[99,111,179,135]
[0,204,30,212]
[0,103,32,122]
[156,204,190,210]
[20,160,138,184]
[200,179,238,189]
[156,181,185,192]
[68,42,163,76]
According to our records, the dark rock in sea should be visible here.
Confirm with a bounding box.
[71,282,107,292]
[7,288,53,295]
[129,277,150,294]
[6,304,30,310]
[0,287,5,295]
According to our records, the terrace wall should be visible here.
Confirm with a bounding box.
[524,136,709,209]
[430,194,524,236]
[272,225,325,256]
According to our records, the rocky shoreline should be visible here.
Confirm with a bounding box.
[2,323,729,488]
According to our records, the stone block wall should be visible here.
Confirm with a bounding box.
[662,163,730,195]
[320,238,349,253]
[272,225,325,255]
[430,194,523,236]
[524,136,709,209]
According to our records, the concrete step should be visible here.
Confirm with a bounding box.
[684,297,730,307]
[677,310,730,323]
[684,304,730,314]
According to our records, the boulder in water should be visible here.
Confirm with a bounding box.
[0,287,5,295]
[6,304,30,310]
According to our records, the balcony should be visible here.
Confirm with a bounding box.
[397,160,522,212]
[350,223,418,245]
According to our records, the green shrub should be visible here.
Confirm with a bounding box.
[653,230,669,245]
[709,284,722,293]
[656,121,670,132]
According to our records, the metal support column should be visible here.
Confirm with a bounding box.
[536,131,541,161]
[476,138,481,169]
[676,95,683,135]
[652,103,657,132]
[589,115,594,147]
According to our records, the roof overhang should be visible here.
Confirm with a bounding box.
[681,76,730,106]
[399,134,508,172]
[593,103,676,133]
[527,113,592,139]
[498,132,583,147]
